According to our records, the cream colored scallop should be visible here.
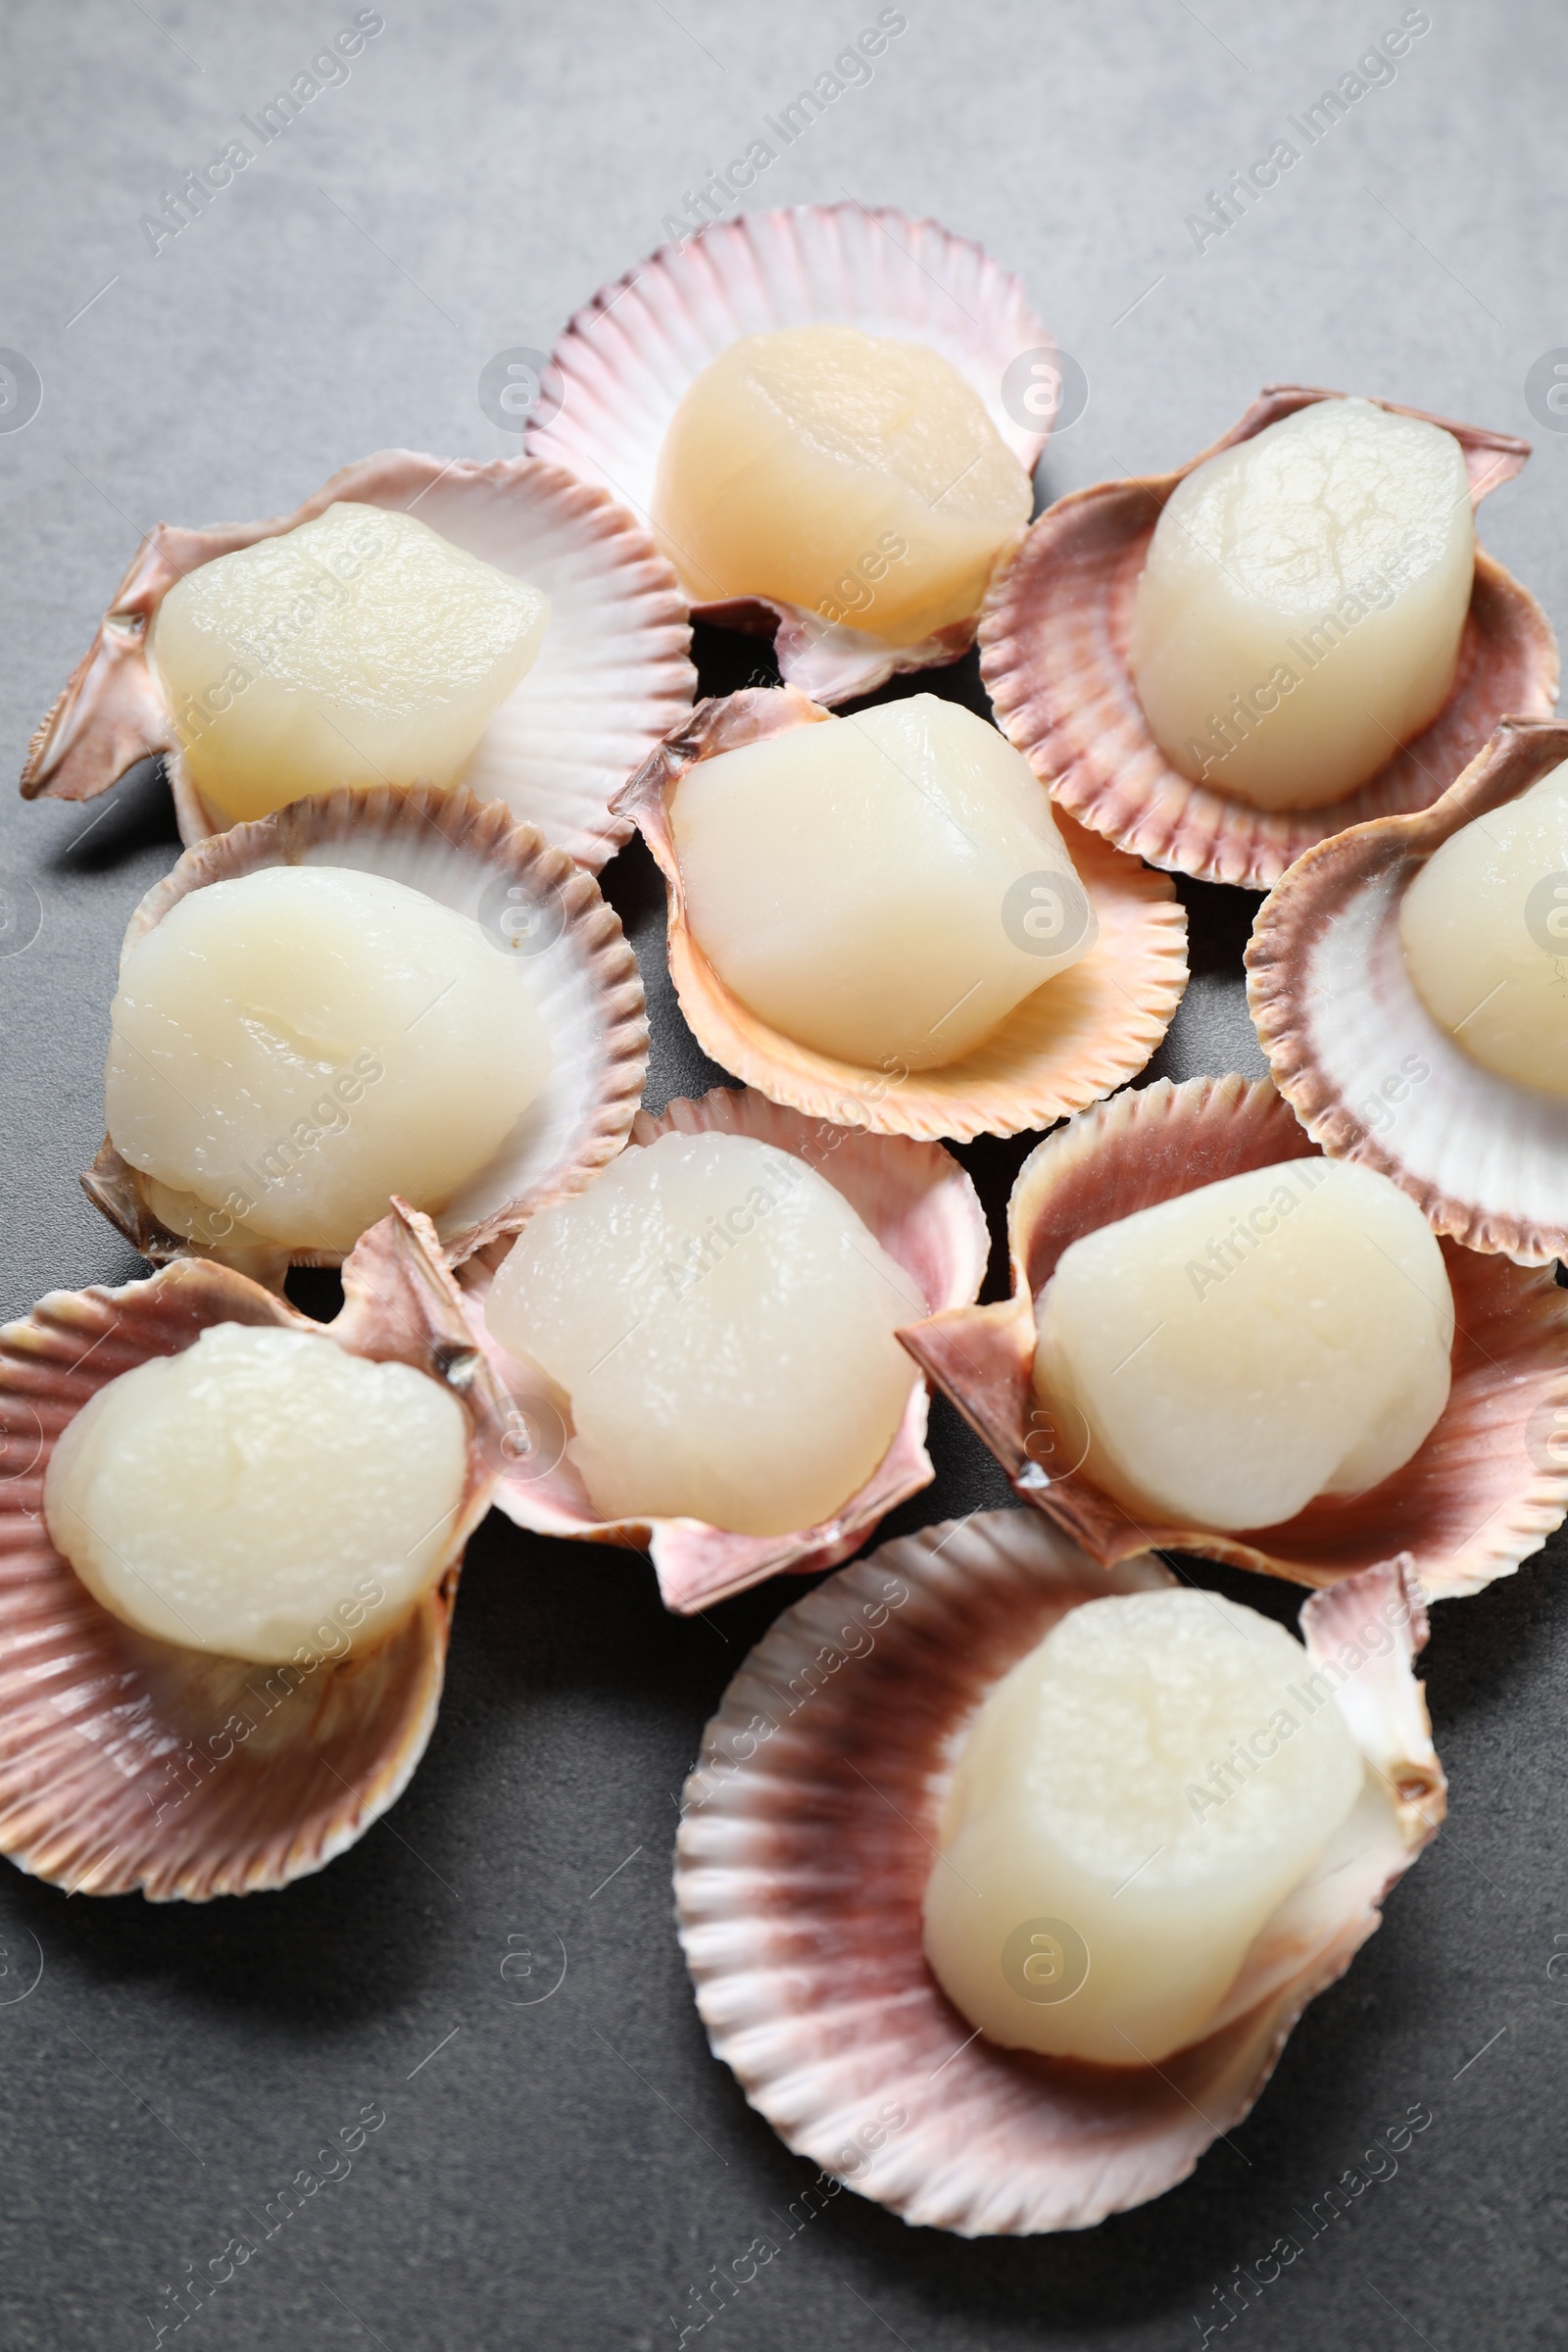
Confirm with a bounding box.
[105,865,553,1253]
[1130,399,1474,810]
[1399,756,1568,1096]
[485,1130,924,1536]
[671,696,1096,1069]
[44,1323,468,1663]
[650,325,1031,644]
[1032,1156,1453,1531]
[150,502,550,822]
[921,1588,1366,2064]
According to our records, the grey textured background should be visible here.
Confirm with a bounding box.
[2,3,1566,2346]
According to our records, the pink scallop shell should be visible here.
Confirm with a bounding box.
[524,203,1051,704]
[614,686,1188,1143]
[979,386,1558,892]
[1249,714,1568,1264]
[0,1203,507,1900]
[674,1509,1443,2234]
[81,783,648,1285]
[900,1074,1568,1598]
[456,1083,989,1613]
[21,449,695,869]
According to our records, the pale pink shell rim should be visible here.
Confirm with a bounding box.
[673,1508,1443,2234]
[22,447,696,872]
[0,1204,505,1902]
[457,1082,990,1614]
[978,384,1558,893]
[1248,713,1568,1264]
[898,1073,1568,1598]
[83,782,649,1284]
[614,685,1189,1144]
[524,201,1053,705]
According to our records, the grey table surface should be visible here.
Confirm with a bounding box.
[2,3,1565,2346]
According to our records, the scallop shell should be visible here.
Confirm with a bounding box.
[1249,714,1568,1265]
[899,1074,1568,1597]
[82,783,649,1287]
[456,1083,989,1614]
[614,686,1188,1144]
[20,449,695,869]
[523,202,1051,705]
[0,1201,507,1900]
[674,1508,1443,2234]
[979,386,1558,892]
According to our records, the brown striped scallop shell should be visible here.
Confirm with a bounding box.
[978,386,1558,892]
[1248,714,1568,1265]
[0,1203,505,1901]
[614,686,1188,1145]
[456,1083,989,1614]
[674,1509,1443,2234]
[20,448,695,869]
[898,1074,1568,1598]
[81,783,649,1289]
